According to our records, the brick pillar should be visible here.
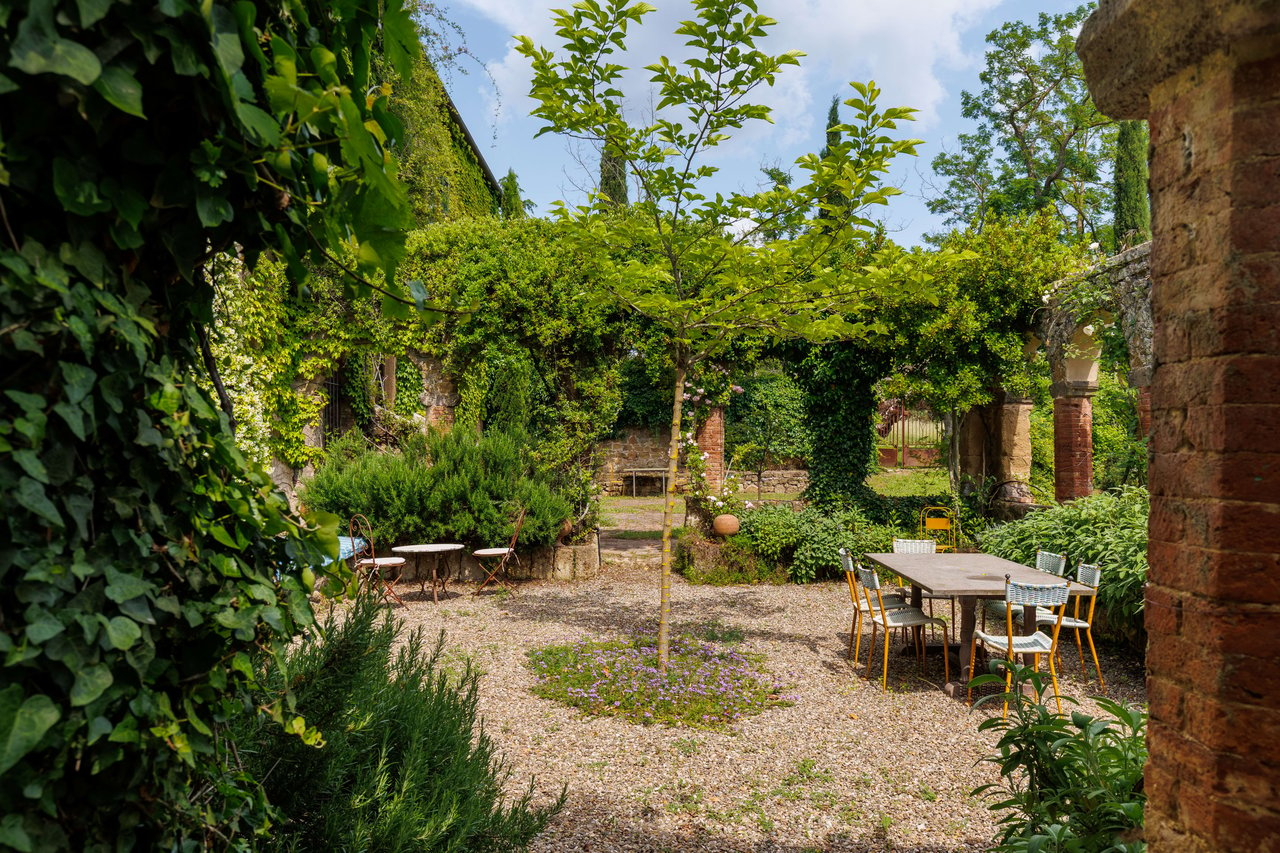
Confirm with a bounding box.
[695,406,725,493]
[1136,385,1152,439]
[1051,389,1095,503]
[1080,4,1280,850]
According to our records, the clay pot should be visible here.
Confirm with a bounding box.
[712,513,740,536]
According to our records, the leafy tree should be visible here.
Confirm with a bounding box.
[517,0,927,667]
[726,368,812,497]
[0,0,424,846]
[927,4,1116,241]
[1112,120,1150,249]
[499,168,535,218]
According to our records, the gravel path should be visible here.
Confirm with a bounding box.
[394,503,1146,853]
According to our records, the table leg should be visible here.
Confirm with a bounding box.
[431,554,440,605]
[958,595,977,681]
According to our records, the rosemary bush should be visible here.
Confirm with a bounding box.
[236,594,562,851]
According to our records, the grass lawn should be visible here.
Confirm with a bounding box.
[866,467,949,496]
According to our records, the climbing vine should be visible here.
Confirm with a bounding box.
[0,0,419,848]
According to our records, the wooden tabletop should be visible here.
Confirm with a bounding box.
[863,552,1095,598]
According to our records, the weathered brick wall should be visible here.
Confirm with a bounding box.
[1080,3,1280,849]
[597,428,686,496]
[1052,395,1094,503]
[695,407,725,492]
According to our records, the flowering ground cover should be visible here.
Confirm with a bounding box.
[528,633,792,728]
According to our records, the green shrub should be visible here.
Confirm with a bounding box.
[235,594,561,850]
[736,505,906,583]
[302,428,572,548]
[972,665,1147,852]
[675,530,790,585]
[1093,371,1148,490]
[979,487,1149,649]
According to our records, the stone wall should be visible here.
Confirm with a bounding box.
[733,469,809,495]
[596,427,809,496]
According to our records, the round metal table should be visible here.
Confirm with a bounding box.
[391,543,464,603]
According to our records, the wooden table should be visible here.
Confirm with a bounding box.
[391,543,464,603]
[862,552,1095,694]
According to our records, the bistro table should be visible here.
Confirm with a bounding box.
[862,552,1095,697]
[391,543,464,604]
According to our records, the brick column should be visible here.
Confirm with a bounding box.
[1051,385,1096,503]
[1136,385,1152,438]
[695,406,725,493]
[1080,4,1280,850]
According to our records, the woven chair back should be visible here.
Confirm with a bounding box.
[1035,550,1067,576]
[893,538,937,554]
[1006,578,1070,607]
[1076,562,1102,588]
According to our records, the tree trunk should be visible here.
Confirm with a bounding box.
[947,408,961,494]
[657,364,687,671]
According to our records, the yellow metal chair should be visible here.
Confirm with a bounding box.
[968,575,1069,717]
[839,548,908,665]
[1037,563,1105,692]
[918,506,956,552]
[856,561,950,691]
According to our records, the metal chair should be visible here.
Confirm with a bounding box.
[1037,562,1105,692]
[893,538,955,628]
[472,508,526,596]
[855,561,950,691]
[984,549,1067,630]
[350,514,406,606]
[969,574,1069,717]
[918,506,956,552]
[840,548,909,665]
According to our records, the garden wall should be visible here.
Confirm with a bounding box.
[394,532,601,585]
[596,428,808,496]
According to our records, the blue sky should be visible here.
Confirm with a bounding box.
[436,0,1088,248]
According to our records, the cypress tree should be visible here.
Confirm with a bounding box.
[1113,120,1151,249]
[499,168,530,219]
[599,142,629,206]
[818,96,846,224]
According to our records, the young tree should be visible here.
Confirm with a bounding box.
[499,168,536,218]
[927,4,1116,241]
[517,0,927,668]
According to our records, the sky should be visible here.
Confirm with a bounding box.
[435,0,1088,249]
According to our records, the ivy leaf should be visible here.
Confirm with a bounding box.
[0,687,61,775]
[103,566,152,603]
[195,194,234,228]
[92,65,145,118]
[17,478,62,527]
[8,0,102,85]
[52,159,111,217]
[11,449,47,483]
[60,362,96,405]
[75,0,113,28]
[70,664,113,707]
[0,814,32,852]
[104,616,142,650]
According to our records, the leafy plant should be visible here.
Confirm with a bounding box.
[0,0,421,845]
[675,530,790,586]
[971,664,1147,852]
[235,593,562,850]
[736,505,905,583]
[302,428,572,548]
[979,488,1149,648]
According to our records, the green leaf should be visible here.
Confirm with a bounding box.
[17,478,62,527]
[60,363,96,405]
[103,566,152,603]
[104,616,142,650]
[70,664,113,707]
[8,0,102,85]
[11,449,47,483]
[75,0,112,27]
[92,65,145,118]
[52,159,110,217]
[0,686,61,775]
[24,614,64,644]
[0,814,32,852]
[195,193,234,227]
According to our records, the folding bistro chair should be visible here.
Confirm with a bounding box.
[1037,562,1105,691]
[350,514,406,606]
[969,574,1069,717]
[473,508,526,596]
[840,548,908,665]
[856,561,950,691]
[918,506,956,552]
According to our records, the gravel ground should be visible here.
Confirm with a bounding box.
[393,502,1146,853]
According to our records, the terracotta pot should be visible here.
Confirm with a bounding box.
[712,513,740,536]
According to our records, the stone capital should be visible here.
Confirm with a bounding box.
[1078,0,1280,119]
[1050,380,1099,400]
[1127,365,1153,388]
